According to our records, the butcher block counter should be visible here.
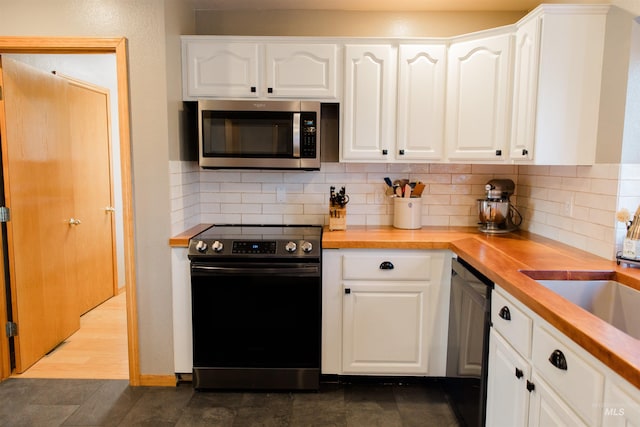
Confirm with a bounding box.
[171,225,640,389]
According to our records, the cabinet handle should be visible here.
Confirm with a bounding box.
[398,149,405,155]
[268,87,273,93]
[515,367,523,379]
[495,150,502,156]
[344,288,351,294]
[522,149,529,156]
[498,306,511,321]
[526,380,535,392]
[250,86,256,93]
[548,349,568,370]
[382,149,388,155]
[379,261,394,270]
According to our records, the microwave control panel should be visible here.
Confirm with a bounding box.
[301,112,317,159]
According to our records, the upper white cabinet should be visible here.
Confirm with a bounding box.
[341,43,447,162]
[341,44,397,161]
[445,30,513,162]
[182,40,259,99]
[264,43,338,98]
[396,44,447,161]
[510,5,608,164]
[181,37,338,100]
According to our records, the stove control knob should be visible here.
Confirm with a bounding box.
[195,240,208,253]
[212,240,224,252]
[285,241,297,253]
[301,241,313,253]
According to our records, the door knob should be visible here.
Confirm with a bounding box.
[68,218,82,225]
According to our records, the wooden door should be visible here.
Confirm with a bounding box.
[0,56,79,373]
[64,76,116,315]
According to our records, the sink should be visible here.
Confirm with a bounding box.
[520,270,640,340]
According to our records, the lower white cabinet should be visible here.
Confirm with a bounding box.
[486,329,531,427]
[528,372,588,427]
[602,377,640,426]
[322,249,451,376]
[342,281,430,374]
[488,286,640,427]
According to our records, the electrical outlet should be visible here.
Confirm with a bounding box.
[563,195,574,217]
[276,185,286,203]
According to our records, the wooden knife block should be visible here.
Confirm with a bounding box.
[329,206,347,231]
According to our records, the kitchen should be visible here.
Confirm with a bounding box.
[1,0,640,425]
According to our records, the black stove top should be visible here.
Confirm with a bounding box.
[188,224,322,259]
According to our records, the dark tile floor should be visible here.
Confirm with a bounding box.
[0,377,461,426]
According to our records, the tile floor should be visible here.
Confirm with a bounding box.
[0,377,461,426]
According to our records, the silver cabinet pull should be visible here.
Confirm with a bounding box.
[105,206,116,212]
[68,218,82,225]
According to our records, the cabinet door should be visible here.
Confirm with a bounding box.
[528,373,589,427]
[510,15,541,161]
[602,379,640,426]
[396,44,446,161]
[264,43,337,98]
[342,44,396,161]
[342,281,430,374]
[183,40,259,98]
[446,32,512,161]
[486,329,531,427]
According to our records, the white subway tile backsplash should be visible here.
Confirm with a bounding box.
[170,160,631,260]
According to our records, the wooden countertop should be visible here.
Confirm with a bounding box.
[171,224,640,389]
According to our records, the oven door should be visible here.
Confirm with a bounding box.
[190,261,321,390]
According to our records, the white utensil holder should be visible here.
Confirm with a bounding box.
[393,197,422,229]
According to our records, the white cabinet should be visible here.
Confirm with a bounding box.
[342,281,430,374]
[510,5,608,164]
[322,249,451,376]
[528,373,589,427]
[341,44,397,161]
[509,13,541,161]
[171,247,192,373]
[445,30,513,162]
[181,37,338,100]
[264,43,338,98]
[488,285,640,427]
[396,44,447,161]
[341,43,447,162]
[602,377,640,426]
[486,329,531,427]
[182,40,259,99]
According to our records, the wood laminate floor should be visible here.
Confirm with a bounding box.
[12,292,128,380]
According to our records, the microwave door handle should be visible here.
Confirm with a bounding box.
[293,112,301,158]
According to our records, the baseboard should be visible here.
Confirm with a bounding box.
[138,374,177,387]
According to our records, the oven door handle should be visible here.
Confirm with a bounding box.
[191,263,320,276]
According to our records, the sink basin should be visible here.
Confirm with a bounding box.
[520,270,640,340]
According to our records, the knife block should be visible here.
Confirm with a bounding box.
[329,205,347,231]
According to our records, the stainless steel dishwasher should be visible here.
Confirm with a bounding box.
[445,256,493,427]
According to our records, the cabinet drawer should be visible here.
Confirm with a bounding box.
[491,290,532,358]
[342,253,432,281]
[532,325,604,426]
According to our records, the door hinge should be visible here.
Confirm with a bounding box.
[6,321,17,338]
[0,206,10,222]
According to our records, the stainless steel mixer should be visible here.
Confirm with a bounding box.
[478,179,522,233]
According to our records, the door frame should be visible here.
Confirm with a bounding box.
[0,37,140,385]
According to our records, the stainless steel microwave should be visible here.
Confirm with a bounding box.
[198,100,321,170]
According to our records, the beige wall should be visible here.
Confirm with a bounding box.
[195,10,526,36]
[0,0,195,376]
